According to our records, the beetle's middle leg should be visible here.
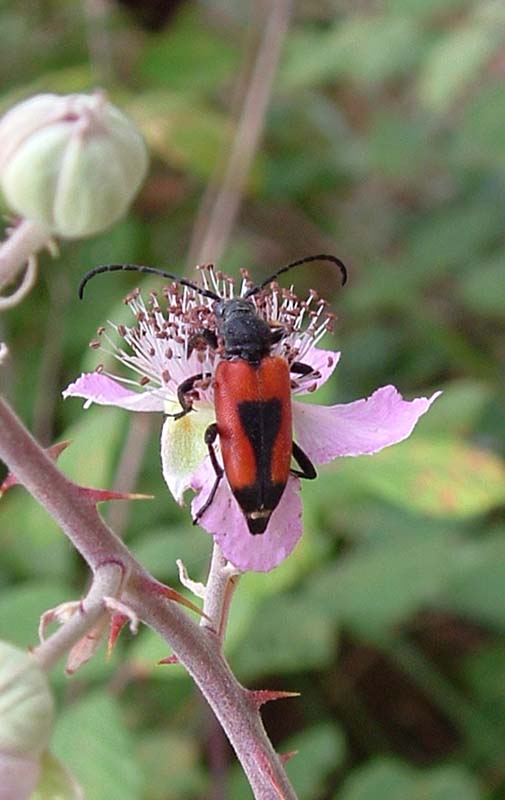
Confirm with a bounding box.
[192,423,223,525]
[290,441,317,479]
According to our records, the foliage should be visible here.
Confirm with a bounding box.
[1,0,505,797]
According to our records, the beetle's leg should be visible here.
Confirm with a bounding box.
[187,329,218,357]
[290,441,317,479]
[269,326,285,345]
[290,361,320,377]
[193,423,223,525]
[165,372,204,420]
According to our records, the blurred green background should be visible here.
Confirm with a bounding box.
[1,1,505,798]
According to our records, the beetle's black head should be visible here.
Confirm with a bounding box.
[213,296,255,322]
[214,297,273,363]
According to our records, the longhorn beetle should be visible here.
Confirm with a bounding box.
[79,254,347,534]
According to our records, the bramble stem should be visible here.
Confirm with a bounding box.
[0,394,298,800]
[33,562,124,672]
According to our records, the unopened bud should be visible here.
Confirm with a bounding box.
[0,641,54,800]
[0,91,148,238]
[0,641,54,756]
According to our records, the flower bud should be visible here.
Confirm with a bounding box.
[0,640,54,755]
[0,641,54,799]
[0,92,148,238]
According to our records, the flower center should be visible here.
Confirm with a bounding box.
[88,265,336,400]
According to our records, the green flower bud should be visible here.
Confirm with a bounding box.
[0,92,148,238]
[0,641,54,757]
[0,641,54,799]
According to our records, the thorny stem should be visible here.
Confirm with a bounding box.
[0,219,50,294]
[0,395,298,800]
[33,562,124,672]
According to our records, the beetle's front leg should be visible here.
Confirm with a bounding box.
[165,372,206,420]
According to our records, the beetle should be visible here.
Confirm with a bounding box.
[78,254,347,534]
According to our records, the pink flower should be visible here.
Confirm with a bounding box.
[64,267,440,572]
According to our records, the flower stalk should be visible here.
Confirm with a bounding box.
[0,219,51,306]
[200,544,241,641]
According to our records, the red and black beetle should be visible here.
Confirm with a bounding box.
[79,254,347,534]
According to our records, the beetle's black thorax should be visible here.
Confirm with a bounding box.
[214,298,272,364]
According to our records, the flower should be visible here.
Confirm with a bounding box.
[0,91,148,238]
[64,267,440,572]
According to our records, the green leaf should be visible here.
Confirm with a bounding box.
[129,91,233,181]
[418,25,495,112]
[306,535,468,638]
[285,723,347,800]
[127,626,189,680]
[282,16,422,90]
[454,84,505,167]
[138,731,208,800]
[441,537,505,632]
[0,490,73,580]
[415,380,493,438]
[0,581,72,647]
[231,594,336,679]
[58,404,125,488]
[131,526,211,582]
[52,692,142,800]
[457,252,505,319]
[337,437,505,518]
[139,7,238,94]
[336,759,482,800]
[463,642,505,707]
[385,0,472,17]
[357,114,430,180]
[404,197,505,280]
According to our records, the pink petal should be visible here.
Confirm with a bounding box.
[63,372,165,412]
[293,386,441,464]
[0,752,40,800]
[291,347,341,396]
[191,460,302,572]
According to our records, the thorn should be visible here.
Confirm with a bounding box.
[104,598,139,658]
[250,689,300,708]
[1,440,71,497]
[257,750,288,800]
[152,581,209,620]
[158,654,179,665]
[81,487,154,504]
[107,613,129,658]
[280,750,298,764]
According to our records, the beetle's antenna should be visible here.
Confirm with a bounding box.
[244,254,347,298]
[78,264,221,301]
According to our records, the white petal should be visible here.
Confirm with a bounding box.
[160,406,216,504]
